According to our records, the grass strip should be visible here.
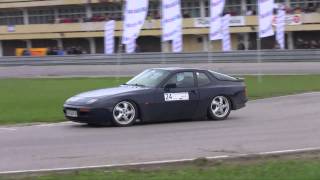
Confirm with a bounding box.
[0,75,319,125]
[3,157,320,180]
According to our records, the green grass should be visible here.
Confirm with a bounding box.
[5,158,320,180]
[0,75,320,125]
[244,75,320,99]
[0,77,130,125]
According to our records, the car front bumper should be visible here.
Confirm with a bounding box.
[63,104,113,125]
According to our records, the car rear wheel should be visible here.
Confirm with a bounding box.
[112,101,137,127]
[208,96,231,120]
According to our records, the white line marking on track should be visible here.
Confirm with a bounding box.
[1,147,320,175]
[249,92,320,102]
[0,128,16,131]
[34,122,74,127]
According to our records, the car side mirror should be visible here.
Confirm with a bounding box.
[164,83,177,91]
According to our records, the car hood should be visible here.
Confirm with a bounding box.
[76,85,147,98]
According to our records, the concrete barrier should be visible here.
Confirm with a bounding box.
[0,49,319,66]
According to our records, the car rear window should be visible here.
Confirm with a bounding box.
[209,71,238,81]
[197,72,211,86]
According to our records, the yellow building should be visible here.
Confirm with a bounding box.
[0,0,319,56]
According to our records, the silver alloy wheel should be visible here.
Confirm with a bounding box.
[210,96,230,118]
[112,101,136,125]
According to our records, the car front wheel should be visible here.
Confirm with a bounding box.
[112,101,137,127]
[208,96,231,120]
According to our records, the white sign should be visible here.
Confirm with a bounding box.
[194,16,245,27]
[7,25,15,32]
[104,20,115,54]
[276,9,285,49]
[164,92,189,101]
[209,0,225,40]
[258,0,275,38]
[286,14,302,25]
[122,0,148,45]
[273,14,302,26]
[162,0,182,42]
[222,14,231,51]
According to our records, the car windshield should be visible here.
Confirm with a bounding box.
[126,69,170,87]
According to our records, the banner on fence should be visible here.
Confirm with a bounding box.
[222,14,231,51]
[122,0,148,45]
[258,0,275,38]
[104,20,115,54]
[276,9,286,49]
[162,0,182,42]
[172,32,183,52]
[209,0,225,40]
[126,38,136,53]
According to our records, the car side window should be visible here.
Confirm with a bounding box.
[166,72,195,88]
[197,72,211,86]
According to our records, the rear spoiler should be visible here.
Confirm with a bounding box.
[235,77,245,82]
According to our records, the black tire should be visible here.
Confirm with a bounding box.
[112,101,138,127]
[208,95,231,120]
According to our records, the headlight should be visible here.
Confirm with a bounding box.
[66,96,82,103]
[86,98,99,104]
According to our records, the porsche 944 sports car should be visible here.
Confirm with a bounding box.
[63,68,247,126]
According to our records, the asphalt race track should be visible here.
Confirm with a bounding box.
[0,92,320,173]
[1,62,320,78]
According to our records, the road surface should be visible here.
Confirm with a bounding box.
[0,93,320,173]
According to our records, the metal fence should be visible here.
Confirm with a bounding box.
[0,49,319,66]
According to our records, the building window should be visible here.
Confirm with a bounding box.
[58,6,86,19]
[148,1,160,19]
[28,9,55,24]
[224,0,242,16]
[205,0,242,16]
[294,31,320,49]
[246,0,257,15]
[290,0,319,13]
[181,0,200,18]
[290,0,318,8]
[92,3,122,21]
[0,10,23,26]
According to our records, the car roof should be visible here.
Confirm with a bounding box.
[152,67,208,72]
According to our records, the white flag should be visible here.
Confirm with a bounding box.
[162,0,182,42]
[104,20,115,54]
[209,0,225,40]
[258,0,274,38]
[122,0,148,45]
[172,32,183,52]
[126,39,136,53]
[276,8,286,49]
[222,14,231,51]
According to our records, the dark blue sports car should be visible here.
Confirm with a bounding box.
[63,68,247,126]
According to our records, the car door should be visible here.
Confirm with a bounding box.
[153,71,200,121]
[194,71,217,117]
